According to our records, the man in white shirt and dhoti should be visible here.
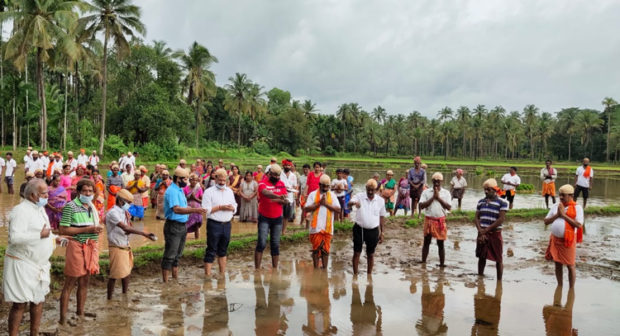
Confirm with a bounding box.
[3,179,67,336]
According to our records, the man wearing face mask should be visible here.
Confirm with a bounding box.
[201,169,237,276]
[58,179,103,325]
[161,167,206,282]
[106,189,156,299]
[348,179,388,275]
[3,179,68,336]
[305,174,340,269]
[255,164,289,269]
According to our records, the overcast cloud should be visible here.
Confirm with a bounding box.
[142,0,620,117]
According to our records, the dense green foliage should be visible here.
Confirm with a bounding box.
[1,1,619,162]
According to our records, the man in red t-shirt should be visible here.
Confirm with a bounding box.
[303,162,323,228]
[255,164,289,269]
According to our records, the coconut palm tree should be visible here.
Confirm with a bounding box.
[575,109,603,157]
[602,97,618,161]
[456,106,470,157]
[372,105,386,125]
[557,108,579,161]
[174,41,217,147]
[522,104,539,159]
[224,72,252,146]
[82,0,145,155]
[537,112,555,159]
[2,0,83,150]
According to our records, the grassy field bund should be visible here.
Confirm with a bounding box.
[1,205,618,287]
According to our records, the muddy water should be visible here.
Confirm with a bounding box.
[21,215,620,335]
[2,164,620,249]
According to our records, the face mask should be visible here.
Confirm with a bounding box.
[216,184,226,190]
[37,197,48,207]
[79,195,94,204]
[122,203,131,211]
[269,177,279,184]
[284,168,291,173]
[178,181,187,188]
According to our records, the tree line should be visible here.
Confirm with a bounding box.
[1,1,619,162]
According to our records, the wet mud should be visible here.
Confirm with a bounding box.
[1,215,618,335]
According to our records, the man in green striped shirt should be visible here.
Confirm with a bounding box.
[58,179,103,325]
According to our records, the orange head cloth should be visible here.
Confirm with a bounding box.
[563,200,582,247]
[583,166,591,178]
[311,191,333,234]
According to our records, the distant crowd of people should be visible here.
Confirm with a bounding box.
[2,148,593,335]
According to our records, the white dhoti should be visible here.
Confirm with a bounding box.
[3,255,51,304]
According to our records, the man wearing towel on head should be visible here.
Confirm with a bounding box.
[419,172,452,267]
[106,189,156,299]
[305,174,340,269]
[348,179,388,275]
[544,184,584,288]
[474,179,508,280]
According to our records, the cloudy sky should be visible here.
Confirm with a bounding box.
[142,0,620,118]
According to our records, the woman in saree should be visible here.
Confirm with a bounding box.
[395,174,411,216]
[228,165,242,216]
[239,171,258,222]
[45,174,68,229]
[380,170,397,216]
[184,173,204,239]
[91,169,106,220]
[155,170,171,220]
[69,165,87,200]
[106,164,124,210]
[60,164,73,201]
[126,171,147,220]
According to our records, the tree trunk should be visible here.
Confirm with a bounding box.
[99,34,109,155]
[606,109,611,162]
[12,97,16,151]
[195,102,200,147]
[36,48,47,150]
[237,109,242,147]
[63,69,68,152]
[25,61,29,146]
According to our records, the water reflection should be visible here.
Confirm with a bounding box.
[471,279,502,336]
[542,286,578,336]
[161,286,185,334]
[350,277,383,335]
[298,264,337,335]
[254,271,291,335]
[415,273,448,335]
[203,277,231,335]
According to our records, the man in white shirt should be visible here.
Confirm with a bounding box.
[127,152,136,173]
[118,153,127,172]
[449,169,467,211]
[281,159,298,233]
[419,172,452,267]
[77,148,88,166]
[4,152,18,194]
[574,157,593,208]
[50,152,64,175]
[201,168,237,276]
[65,151,78,176]
[540,159,558,208]
[3,179,66,335]
[331,169,348,220]
[88,150,100,168]
[121,163,134,186]
[39,151,50,171]
[348,179,388,275]
[305,174,340,269]
[500,167,521,209]
[23,148,32,172]
[25,151,44,173]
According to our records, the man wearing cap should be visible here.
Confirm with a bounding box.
[281,159,298,233]
[348,179,388,275]
[161,167,206,282]
[408,157,426,217]
[544,184,584,288]
[40,151,50,171]
[66,151,78,176]
[177,159,188,171]
[49,152,63,177]
[419,172,452,267]
[500,167,520,209]
[58,179,103,325]
[450,169,467,211]
[305,174,340,269]
[106,189,156,299]
[201,169,237,276]
[19,172,35,198]
[25,151,44,174]
[255,164,289,269]
[3,179,68,336]
[263,157,278,175]
[88,150,99,168]
[574,158,593,208]
[475,179,508,280]
[77,149,88,166]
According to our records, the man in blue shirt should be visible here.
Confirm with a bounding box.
[161,167,206,282]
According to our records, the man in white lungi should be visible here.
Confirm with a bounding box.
[3,179,67,336]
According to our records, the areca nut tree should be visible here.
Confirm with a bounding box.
[224,72,252,146]
[82,0,145,155]
[174,41,218,147]
[602,97,618,161]
[2,0,83,150]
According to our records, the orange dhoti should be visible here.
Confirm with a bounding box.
[64,239,100,277]
[545,235,576,266]
[310,232,332,257]
[542,182,556,196]
[424,216,447,240]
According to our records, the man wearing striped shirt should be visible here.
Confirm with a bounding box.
[474,178,508,281]
[58,179,103,325]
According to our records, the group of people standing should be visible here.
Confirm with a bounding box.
[2,149,594,335]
